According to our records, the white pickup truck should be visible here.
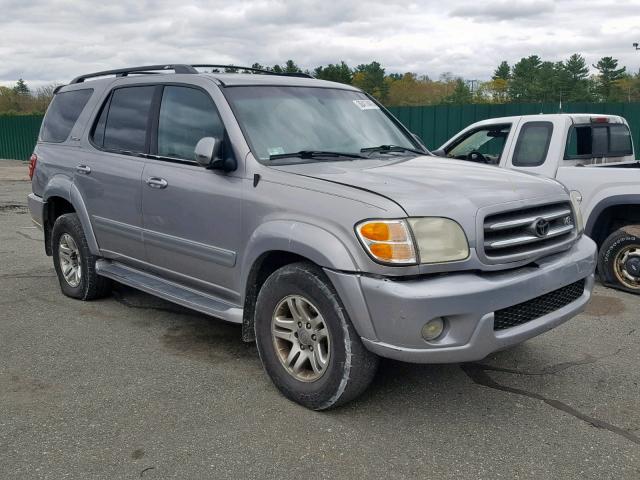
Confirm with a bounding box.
[433,113,640,293]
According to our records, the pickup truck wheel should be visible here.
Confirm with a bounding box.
[254,262,379,410]
[598,226,640,294]
[52,213,111,300]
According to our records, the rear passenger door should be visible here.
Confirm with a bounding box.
[77,85,158,262]
[141,85,242,304]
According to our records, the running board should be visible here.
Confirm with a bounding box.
[95,260,243,323]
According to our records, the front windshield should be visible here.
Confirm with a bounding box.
[224,86,417,162]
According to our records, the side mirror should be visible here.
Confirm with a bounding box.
[194,137,237,171]
[431,148,446,157]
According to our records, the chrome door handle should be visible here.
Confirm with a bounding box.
[145,177,168,189]
[76,164,91,174]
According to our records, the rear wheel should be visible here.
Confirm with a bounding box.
[52,213,112,300]
[254,262,379,410]
[598,226,640,294]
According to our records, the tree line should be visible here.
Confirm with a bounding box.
[2,53,639,114]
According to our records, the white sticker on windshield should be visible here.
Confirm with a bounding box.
[353,99,380,110]
[268,146,285,156]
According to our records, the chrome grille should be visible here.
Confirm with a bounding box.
[483,202,576,261]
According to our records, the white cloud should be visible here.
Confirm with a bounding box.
[1,0,639,88]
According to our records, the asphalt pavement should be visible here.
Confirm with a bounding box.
[1,160,638,479]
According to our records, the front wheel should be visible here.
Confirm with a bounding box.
[254,262,379,410]
[598,226,640,294]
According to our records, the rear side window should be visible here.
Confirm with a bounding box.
[512,121,553,167]
[92,86,156,153]
[565,124,633,158]
[157,86,224,160]
[40,89,93,143]
[609,124,633,155]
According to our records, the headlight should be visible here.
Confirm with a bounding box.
[408,218,469,263]
[569,190,584,234]
[355,220,417,264]
[355,217,469,265]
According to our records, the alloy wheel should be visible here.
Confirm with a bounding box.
[271,295,331,382]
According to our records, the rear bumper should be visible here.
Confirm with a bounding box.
[27,193,45,230]
[325,235,597,364]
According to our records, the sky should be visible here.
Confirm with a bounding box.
[1,0,640,88]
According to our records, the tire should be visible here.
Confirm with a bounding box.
[51,213,111,300]
[597,226,640,294]
[254,262,379,410]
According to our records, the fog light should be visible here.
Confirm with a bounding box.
[421,318,445,341]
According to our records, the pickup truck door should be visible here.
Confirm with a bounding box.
[75,85,157,262]
[140,84,243,305]
[505,118,564,178]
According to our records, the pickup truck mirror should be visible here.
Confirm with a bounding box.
[194,137,237,172]
[431,148,446,157]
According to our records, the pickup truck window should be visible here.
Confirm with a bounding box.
[157,86,224,161]
[565,124,632,159]
[224,86,416,163]
[512,121,553,167]
[445,125,510,163]
[40,89,93,143]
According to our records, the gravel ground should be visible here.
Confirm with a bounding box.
[1,160,638,479]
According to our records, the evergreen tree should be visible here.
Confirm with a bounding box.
[283,60,302,73]
[562,54,591,102]
[493,61,511,81]
[13,78,30,95]
[593,56,626,101]
[351,61,387,100]
[445,78,473,104]
[509,55,542,102]
[313,61,352,84]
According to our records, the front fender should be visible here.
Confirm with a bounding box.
[42,174,100,256]
[241,220,359,288]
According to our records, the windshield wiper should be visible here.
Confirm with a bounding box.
[360,144,427,156]
[269,150,367,161]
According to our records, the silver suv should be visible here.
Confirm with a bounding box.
[28,64,597,409]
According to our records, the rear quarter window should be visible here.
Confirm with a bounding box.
[512,121,553,167]
[40,89,93,143]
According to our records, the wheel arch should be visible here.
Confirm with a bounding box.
[239,221,360,342]
[585,195,640,248]
[42,176,100,256]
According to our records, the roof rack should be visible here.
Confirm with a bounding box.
[69,63,313,84]
[191,64,313,78]
[70,64,198,84]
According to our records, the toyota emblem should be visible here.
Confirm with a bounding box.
[533,218,550,237]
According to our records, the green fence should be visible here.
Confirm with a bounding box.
[388,102,640,151]
[0,115,43,160]
[1,102,640,160]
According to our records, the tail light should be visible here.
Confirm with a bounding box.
[591,117,609,123]
[28,153,37,180]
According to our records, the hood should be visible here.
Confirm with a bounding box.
[272,156,566,217]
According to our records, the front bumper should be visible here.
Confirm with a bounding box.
[325,235,597,364]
